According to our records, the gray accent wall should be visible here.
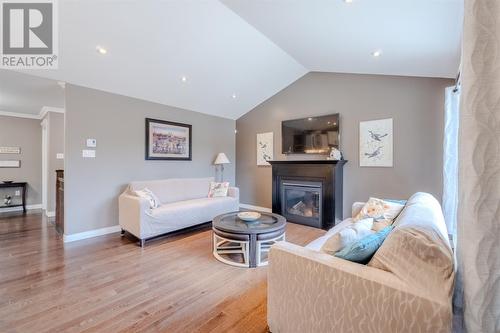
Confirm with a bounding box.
[236,72,452,216]
[65,85,235,235]
[0,115,42,207]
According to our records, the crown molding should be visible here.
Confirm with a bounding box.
[0,110,41,119]
[39,106,65,119]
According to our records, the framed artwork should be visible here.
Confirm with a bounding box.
[0,147,20,154]
[145,118,192,160]
[359,118,393,167]
[0,160,20,168]
[257,132,273,166]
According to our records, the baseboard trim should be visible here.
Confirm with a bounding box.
[63,225,121,243]
[239,203,272,213]
[45,211,55,218]
[0,204,42,213]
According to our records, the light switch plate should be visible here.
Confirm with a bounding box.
[86,139,97,147]
[56,153,64,159]
[82,150,96,158]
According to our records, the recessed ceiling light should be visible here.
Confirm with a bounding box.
[96,46,107,55]
[371,50,382,57]
[181,76,188,83]
[232,93,237,99]
[344,0,353,3]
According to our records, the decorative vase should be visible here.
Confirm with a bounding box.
[327,147,343,161]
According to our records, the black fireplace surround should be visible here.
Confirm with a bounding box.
[269,160,346,230]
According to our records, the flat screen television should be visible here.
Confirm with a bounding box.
[282,114,340,155]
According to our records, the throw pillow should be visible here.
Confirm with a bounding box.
[334,226,394,264]
[208,182,230,198]
[134,188,160,209]
[371,218,393,232]
[320,218,374,254]
[354,197,405,222]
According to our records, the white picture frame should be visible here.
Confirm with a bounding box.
[359,118,393,167]
[257,132,273,166]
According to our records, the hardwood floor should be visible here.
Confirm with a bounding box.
[0,211,324,333]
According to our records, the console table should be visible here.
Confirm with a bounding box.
[0,182,27,213]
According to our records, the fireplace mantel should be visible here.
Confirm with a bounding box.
[268,159,347,230]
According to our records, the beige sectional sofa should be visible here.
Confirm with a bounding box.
[119,177,239,246]
[268,192,454,333]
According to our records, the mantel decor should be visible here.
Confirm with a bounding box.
[145,118,192,160]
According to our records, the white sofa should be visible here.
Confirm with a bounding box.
[119,177,239,246]
[268,192,455,333]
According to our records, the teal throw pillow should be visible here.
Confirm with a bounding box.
[334,226,393,264]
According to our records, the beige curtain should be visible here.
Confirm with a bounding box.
[457,0,500,332]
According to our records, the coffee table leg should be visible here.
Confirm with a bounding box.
[249,234,257,268]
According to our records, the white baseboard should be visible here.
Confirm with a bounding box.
[63,225,121,243]
[240,203,272,213]
[0,204,42,213]
[45,211,55,218]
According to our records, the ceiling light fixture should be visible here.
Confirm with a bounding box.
[344,0,353,3]
[181,76,188,83]
[232,93,237,99]
[308,117,313,121]
[96,46,107,55]
[371,50,382,57]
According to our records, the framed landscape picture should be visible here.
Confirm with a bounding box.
[145,118,192,160]
[359,118,393,167]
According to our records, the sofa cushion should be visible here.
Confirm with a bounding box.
[305,218,353,251]
[320,218,374,254]
[368,192,454,301]
[335,225,393,263]
[129,177,213,204]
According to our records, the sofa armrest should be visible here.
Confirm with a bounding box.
[118,192,150,239]
[352,201,365,217]
[268,242,452,333]
[228,187,239,201]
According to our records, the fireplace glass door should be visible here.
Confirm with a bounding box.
[281,180,322,228]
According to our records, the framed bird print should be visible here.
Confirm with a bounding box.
[359,118,393,167]
[257,132,273,166]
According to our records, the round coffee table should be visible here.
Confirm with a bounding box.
[212,211,286,268]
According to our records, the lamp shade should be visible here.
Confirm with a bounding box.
[214,153,230,165]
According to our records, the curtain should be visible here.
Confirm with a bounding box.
[443,86,460,238]
[457,0,500,332]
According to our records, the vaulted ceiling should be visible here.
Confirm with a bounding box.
[9,0,462,120]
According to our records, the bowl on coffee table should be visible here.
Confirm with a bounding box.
[237,211,261,222]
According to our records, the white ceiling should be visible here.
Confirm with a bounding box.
[223,0,463,78]
[9,0,462,120]
[24,0,307,120]
[0,69,65,116]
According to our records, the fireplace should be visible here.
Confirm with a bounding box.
[281,180,322,228]
[269,160,346,230]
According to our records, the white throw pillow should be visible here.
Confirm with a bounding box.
[354,197,405,222]
[134,188,160,209]
[208,182,229,198]
[320,218,374,255]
